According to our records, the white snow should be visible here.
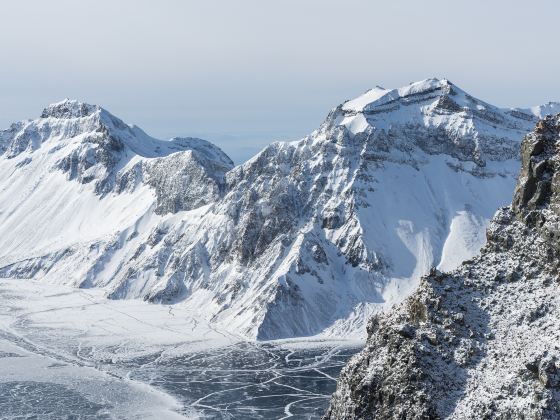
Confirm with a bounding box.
[0,278,216,419]
[342,86,390,112]
[438,210,487,272]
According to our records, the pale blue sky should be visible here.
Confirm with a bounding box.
[1,0,558,163]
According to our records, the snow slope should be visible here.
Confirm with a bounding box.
[0,81,556,340]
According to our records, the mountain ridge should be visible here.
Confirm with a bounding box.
[0,80,557,340]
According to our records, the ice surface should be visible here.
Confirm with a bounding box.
[0,279,359,419]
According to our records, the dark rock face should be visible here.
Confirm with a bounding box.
[512,116,560,216]
[41,100,99,119]
[324,115,560,419]
[145,151,231,214]
[55,130,125,195]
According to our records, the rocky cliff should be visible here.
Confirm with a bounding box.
[324,114,560,419]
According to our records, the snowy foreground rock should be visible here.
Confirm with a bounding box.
[324,115,560,418]
[0,79,557,339]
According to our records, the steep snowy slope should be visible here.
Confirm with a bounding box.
[324,114,560,419]
[0,99,233,282]
[0,81,555,340]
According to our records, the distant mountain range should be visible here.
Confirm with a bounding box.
[1,79,558,339]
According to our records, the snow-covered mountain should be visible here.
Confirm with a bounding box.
[325,113,560,419]
[0,79,556,339]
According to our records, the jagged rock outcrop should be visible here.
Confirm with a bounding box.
[324,114,560,419]
[0,82,557,340]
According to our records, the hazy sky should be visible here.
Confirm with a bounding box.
[1,0,559,163]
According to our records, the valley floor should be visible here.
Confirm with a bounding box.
[0,279,360,419]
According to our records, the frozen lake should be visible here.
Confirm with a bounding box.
[0,279,361,419]
[125,342,358,419]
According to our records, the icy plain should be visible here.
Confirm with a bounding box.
[0,278,359,419]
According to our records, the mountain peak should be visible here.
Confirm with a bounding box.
[342,77,453,113]
[327,78,541,167]
[41,99,101,119]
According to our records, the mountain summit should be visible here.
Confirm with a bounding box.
[0,81,557,339]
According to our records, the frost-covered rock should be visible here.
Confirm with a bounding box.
[0,81,557,340]
[324,114,560,419]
